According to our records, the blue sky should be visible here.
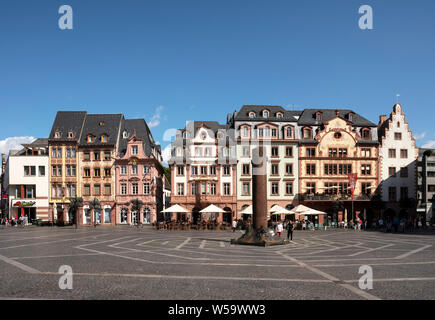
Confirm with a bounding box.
[0,0,434,157]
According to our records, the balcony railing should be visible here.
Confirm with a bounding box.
[300,193,373,201]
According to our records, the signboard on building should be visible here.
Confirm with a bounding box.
[13,201,36,207]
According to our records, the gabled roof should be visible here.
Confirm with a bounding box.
[118,118,158,157]
[49,111,87,141]
[79,114,123,146]
[298,109,376,127]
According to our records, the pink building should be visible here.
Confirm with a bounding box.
[114,120,164,225]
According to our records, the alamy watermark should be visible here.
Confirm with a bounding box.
[58,5,73,30]
[58,265,73,290]
[358,265,373,290]
[359,5,373,30]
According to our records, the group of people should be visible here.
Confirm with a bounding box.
[371,216,424,233]
[273,220,295,240]
[1,216,29,227]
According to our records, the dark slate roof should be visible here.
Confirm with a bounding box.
[297,109,376,127]
[234,105,302,122]
[118,118,158,157]
[22,138,48,147]
[49,111,87,141]
[79,114,123,147]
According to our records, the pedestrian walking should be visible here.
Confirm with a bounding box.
[276,221,283,237]
[287,220,294,241]
[232,219,237,232]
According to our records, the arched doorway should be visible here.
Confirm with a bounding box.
[120,208,128,224]
[241,205,250,221]
[223,207,232,224]
[143,208,151,224]
[192,207,201,225]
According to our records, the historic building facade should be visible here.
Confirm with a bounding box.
[48,111,86,224]
[48,111,164,226]
[3,139,49,222]
[168,121,237,223]
[230,105,301,220]
[297,109,380,223]
[77,114,123,226]
[378,103,419,217]
[114,119,164,225]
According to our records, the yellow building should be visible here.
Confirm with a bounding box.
[298,109,380,224]
[48,111,86,224]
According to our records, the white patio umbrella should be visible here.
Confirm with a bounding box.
[240,205,253,215]
[270,205,285,213]
[292,204,313,214]
[271,207,296,215]
[200,204,225,221]
[160,204,189,213]
[303,208,326,215]
[200,204,226,213]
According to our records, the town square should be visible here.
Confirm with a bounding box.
[0,225,434,300]
[1,0,435,305]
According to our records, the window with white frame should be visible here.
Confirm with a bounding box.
[143,183,150,195]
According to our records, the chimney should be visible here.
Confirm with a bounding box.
[378,115,387,127]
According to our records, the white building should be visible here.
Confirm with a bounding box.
[168,121,237,223]
[230,105,301,220]
[3,139,49,222]
[378,103,419,215]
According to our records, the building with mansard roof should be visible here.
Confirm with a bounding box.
[168,121,237,224]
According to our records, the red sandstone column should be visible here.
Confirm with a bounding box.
[252,146,267,231]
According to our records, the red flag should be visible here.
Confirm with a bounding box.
[348,173,358,200]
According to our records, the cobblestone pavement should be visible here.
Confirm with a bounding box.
[0,225,434,300]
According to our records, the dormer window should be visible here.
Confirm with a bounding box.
[276,113,283,119]
[362,128,371,139]
[303,127,312,139]
[67,131,74,139]
[249,112,256,118]
[101,135,108,143]
[315,112,323,121]
[122,130,128,139]
[54,131,61,139]
[348,113,355,122]
[263,111,269,118]
[99,121,105,127]
[87,135,95,143]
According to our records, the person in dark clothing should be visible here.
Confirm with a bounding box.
[287,220,294,241]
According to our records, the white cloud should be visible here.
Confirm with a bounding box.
[148,106,164,128]
[161,144,172,166]
[414,132,426,140]
[422,140,435,149]
[0,136,36,157]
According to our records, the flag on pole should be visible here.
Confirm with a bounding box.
[348,173,358,201]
